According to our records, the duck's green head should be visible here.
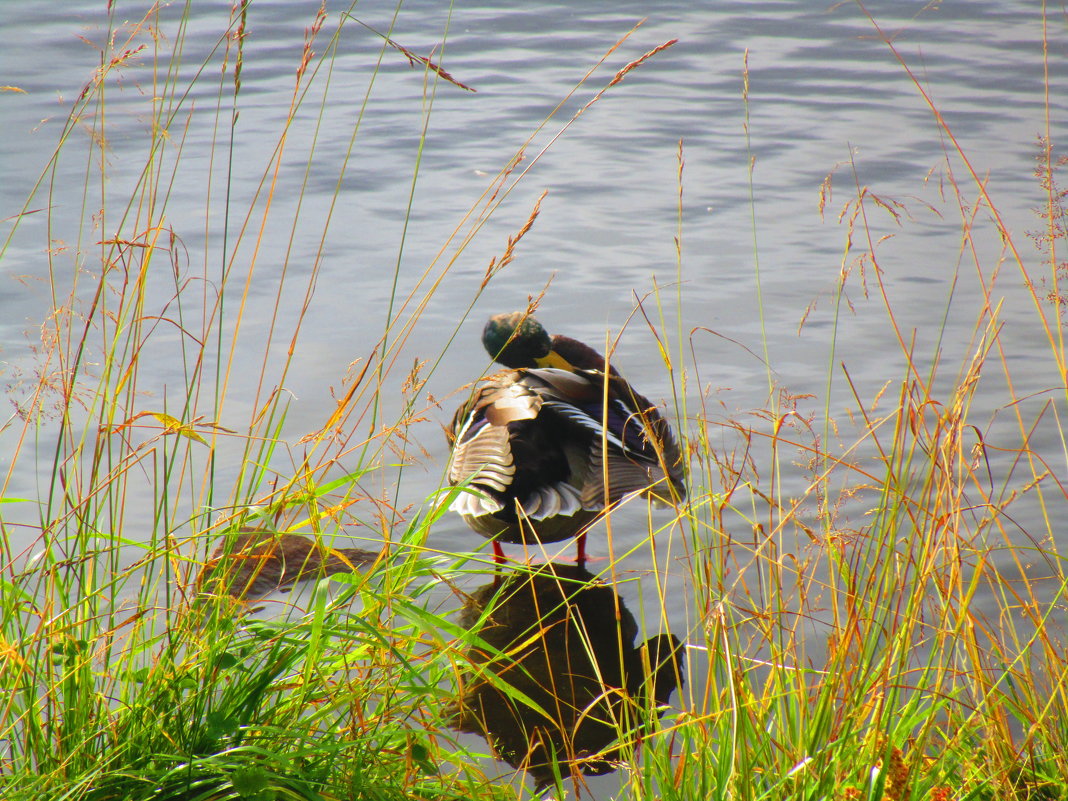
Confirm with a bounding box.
[482,312,573,369]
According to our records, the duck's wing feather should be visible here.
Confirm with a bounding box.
[448,380,528,515]
[582,439,674,507]
[517,481,585,519]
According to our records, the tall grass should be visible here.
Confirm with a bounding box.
[1,2,1066,801]
[628,11,1068,801]
[0,3,511,799]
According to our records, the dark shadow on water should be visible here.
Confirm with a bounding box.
[448,562,683,793]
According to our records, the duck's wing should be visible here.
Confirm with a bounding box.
[447,373,585,520]
[524,368,687,505]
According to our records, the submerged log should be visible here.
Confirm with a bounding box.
[199,529,377,599]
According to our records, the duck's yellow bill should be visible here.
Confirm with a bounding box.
[535,351,575,371]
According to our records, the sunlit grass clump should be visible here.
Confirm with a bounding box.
[1,3,1067,801]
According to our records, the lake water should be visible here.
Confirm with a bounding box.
[2,0,1066,794]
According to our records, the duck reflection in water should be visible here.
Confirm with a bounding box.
[449,562,683,792]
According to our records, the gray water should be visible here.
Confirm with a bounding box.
[2,0,1066,794]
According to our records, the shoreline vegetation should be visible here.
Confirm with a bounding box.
[1,3,1066,800]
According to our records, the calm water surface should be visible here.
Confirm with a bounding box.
[2,0,1066,793]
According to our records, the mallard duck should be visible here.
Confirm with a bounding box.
[446,312,686,562]
[199,529,378,599]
